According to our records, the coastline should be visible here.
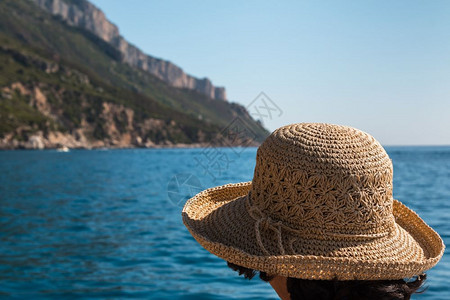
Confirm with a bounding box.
[0,135,261,150]
[0,142,215,150]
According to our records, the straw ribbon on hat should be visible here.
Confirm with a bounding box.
[247,193,286,256]
[246,191,394,257]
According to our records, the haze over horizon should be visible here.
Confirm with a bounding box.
[90,0,450,145]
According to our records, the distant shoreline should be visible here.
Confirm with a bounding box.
[0,143,262,151]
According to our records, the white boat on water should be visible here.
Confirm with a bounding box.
[56,146,70,152]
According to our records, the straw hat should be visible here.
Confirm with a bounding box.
[182,123,444,280]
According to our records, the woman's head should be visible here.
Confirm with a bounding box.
[183,123,444,295]
[227,261,426,300]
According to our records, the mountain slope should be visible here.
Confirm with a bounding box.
[31,0,227,101]
[0,0,269,149]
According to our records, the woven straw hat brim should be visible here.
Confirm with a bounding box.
[182,182,445,280]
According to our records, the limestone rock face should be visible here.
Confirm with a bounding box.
[27,135,45,149]
[30,0,227,100]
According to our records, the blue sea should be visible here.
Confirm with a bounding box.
[0,147,449,299]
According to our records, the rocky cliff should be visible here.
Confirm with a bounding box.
[30,0,227,101]
[0,45,242,149]
[0,0,268,149]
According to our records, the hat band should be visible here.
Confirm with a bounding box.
[244,194,395,256]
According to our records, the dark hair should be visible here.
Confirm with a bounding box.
[227,261,426,300]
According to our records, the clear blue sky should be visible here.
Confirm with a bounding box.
[90,0,450,145]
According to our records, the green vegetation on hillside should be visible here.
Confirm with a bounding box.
[0,0,269,147]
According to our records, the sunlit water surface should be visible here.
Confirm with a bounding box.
[0,146,449,299]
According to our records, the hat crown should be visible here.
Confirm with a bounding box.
[249,123,394,237]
